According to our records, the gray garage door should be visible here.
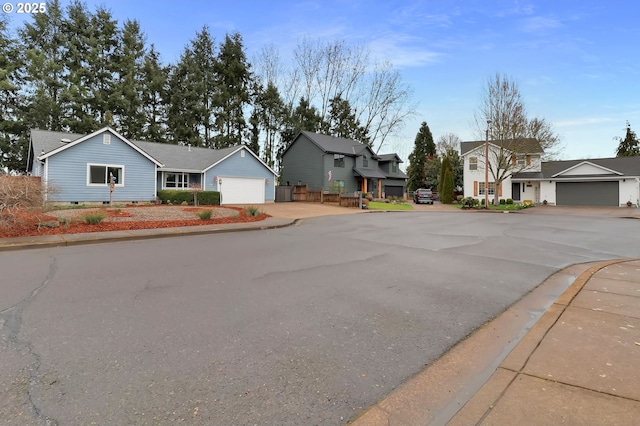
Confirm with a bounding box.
[384,186,404,198]
[556,181,619,206]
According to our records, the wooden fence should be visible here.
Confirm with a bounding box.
[291,184,360,208]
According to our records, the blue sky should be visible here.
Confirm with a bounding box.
[6,0,639,161]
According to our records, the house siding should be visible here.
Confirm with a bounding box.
[281,135,325,189]
[204,148,276,201]
[45,134,156,202]
[324,154,358,193]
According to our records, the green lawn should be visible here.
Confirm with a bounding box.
[367,201,414,211]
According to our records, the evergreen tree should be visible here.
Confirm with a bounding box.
[615,122,640,157]
[439,155,453,203]
[254,81,285,169]
[85,6,119,126]
[441,168,454,204]
[167,26,216,146]
[323,95,369,144]
[19,0,67,131]
[112,19,147,139]
[281,97,322,143]
[61,0,94,133]
[0,15,27,173]
[141,46,169,142]
[212,32,252,148]
[406,122,435,192]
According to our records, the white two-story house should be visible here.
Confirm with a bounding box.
[461,138,544,204]
[461,138,640,206]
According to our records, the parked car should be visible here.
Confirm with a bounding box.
[413,188,434,204]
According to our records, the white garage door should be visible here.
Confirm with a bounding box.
[220,177,265,205]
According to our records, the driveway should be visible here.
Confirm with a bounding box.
[253,200,459,219]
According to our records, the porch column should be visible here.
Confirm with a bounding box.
[377,179,382,198]
[363,178,368,193]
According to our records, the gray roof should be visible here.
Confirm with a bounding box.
[377,153,404,163]
[297,131,374,156]
[541,157,640,178]
[353,167,388,179]
[130,140,240,172]
[30,129,274,174]
[30,129,85,159]
[460,138,543,156]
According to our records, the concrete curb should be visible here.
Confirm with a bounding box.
[348,259,638,426]
[0,218,298,252]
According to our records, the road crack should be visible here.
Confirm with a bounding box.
[0,257,59,425]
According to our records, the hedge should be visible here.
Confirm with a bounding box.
[157,190,220,206]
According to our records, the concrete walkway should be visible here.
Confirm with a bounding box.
[350,259,640,425]
[2,202,639,425]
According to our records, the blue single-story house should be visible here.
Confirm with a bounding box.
[27,127,278,205]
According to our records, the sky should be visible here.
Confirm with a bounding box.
[5,0,639,161]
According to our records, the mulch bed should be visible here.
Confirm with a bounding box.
[0,206,269,239]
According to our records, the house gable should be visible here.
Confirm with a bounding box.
[552,161,623,178]
[43,130,158,202]
[39,127,163,166]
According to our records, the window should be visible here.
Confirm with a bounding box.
[103,134,111,145]
[334,154,345,167]
[87,164,123,186]
[478,182,496,195]
[164,172,189,189]
[469,157,478,170]
[391,161,397,173]
[363,156,368,167]
[517,155,525,166]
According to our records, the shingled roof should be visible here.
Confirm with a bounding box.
[460,138,543,156]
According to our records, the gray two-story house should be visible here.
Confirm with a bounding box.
[280,131,407,198]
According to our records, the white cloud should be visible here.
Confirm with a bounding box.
[368,34,441,68]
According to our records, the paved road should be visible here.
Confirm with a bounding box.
[1,212,639,425]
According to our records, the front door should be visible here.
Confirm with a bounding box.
[512,182,520,201]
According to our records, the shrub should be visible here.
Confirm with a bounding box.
[81,211,106,224]
[0,175,45,225]
[196,209,213,220]
[500,199,506,205]
[457,195,464,202]
[362,198,370,207]
[461,197,478,209]
[506,198,514,204]
[156,190,220,206]
[245,206,261,217]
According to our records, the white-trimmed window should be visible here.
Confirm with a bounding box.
[478,182,496,195]
[469,157,478,170]
[517,155,526,166]
[87,164,124,186]
[164,172,189,189]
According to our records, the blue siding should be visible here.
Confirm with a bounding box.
[46,133,156,202]
[281,135,325,189]
[204,148,276,201]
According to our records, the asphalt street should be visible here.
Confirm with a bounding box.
[1,212,639,425]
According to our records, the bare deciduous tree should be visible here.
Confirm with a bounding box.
[255,37,416,152]
[473,73,553,205]
[436,132,462,157]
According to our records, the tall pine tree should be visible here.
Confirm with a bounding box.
[212,32,252,148]
[113,19,147,139]
[20,0,67,131]
[0,15,27,173]
[406,122,436,192]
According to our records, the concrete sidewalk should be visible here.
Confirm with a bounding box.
[351,259,640,425]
